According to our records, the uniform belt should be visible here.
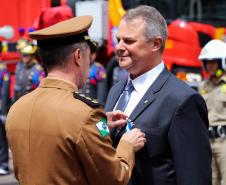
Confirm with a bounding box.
[209,125,226,139]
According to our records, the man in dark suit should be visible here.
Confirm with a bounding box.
[105,5,211,185]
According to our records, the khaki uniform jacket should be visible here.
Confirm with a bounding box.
[6,77,134,185]
[199,74,226,126]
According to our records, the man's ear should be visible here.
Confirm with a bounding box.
[152,36,163,52]
[73,48,82,66]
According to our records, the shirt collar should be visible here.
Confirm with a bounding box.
[128,62,164,94]
[40,77,78,92]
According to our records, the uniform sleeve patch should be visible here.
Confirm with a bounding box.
[96,117,109,138]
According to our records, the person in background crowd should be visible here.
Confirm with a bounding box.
[107,55,128,87]
[81,41,107,104]
[102,55,128,104]
[199,39,226,185]
[6,16,146,185]
[112,60,128,86]
[105,5,211,185]
[16,36,29,53]
[0,63,10,175]
[14,43,45,102]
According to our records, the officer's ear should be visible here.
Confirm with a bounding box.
[73,48,82,67]
[151,36,163,52]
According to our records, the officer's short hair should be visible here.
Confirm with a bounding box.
[38,42,89,70]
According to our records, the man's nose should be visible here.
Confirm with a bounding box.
[115,40,125,54]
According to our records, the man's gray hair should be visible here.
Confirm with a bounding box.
[122,5,168,52]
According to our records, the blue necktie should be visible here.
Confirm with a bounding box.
[115,80,135,112]
[112,80,135,147]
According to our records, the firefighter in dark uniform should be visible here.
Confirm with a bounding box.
[0,63,11,175]
[198,39,226,185]
[14,44,45,101]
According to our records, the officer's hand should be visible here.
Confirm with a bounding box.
[106,110,128,130]
[121,128,146,152]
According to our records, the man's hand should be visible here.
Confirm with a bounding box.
[121,128,146,152]
[106,111,128,130]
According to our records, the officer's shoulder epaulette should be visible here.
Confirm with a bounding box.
[73,92,102,108]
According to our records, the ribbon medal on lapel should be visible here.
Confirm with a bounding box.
[125,119,134,132]
[96,117,109,138]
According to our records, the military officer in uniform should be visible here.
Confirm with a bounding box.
[199,39,226,185]
[14,43,45,101]
[6,16,146,185]
[0,63,10,175]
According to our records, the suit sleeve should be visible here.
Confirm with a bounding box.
[168,93,211,185]
[76,109,135,185]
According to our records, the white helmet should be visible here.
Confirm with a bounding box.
[198,39,226,70]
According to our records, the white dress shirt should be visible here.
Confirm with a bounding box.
[114,62,164,117]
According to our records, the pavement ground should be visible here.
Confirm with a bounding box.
[0,152,18,185]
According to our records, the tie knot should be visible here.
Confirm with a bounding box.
[124,80,134,92]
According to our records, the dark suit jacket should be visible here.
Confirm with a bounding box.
[105,67,211,185]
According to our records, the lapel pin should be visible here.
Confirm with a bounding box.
[144,100,148,104]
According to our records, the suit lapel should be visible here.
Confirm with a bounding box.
[130,67,170,121]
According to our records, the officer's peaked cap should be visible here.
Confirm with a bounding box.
[29,16,97,52]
